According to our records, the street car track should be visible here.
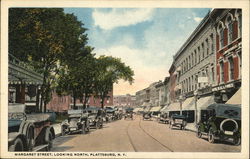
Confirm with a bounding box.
[138,118,174,152]
[126,120,138,152]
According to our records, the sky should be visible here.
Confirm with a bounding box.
[63,8,210,96]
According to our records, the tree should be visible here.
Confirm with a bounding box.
[9,8,89,112]
[56,48,96,109]
[94,56,134,108]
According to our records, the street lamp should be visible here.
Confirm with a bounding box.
[194,90,199,125]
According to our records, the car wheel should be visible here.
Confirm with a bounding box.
[196,127,202,138]
[45,131,53,151]
[81,124,86,134]
[96,121,100,129]
[9,138,24,151]
[61,126,66,136]
[233,136,241,146]
[208,128,215,143]
[27,128,34,151]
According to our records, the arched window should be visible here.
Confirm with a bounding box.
[235,9,242,38]
[226,14,234,44]
[217,22,225,49]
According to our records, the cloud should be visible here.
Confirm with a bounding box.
[94,45,169,95]
[92,8,154,30]
[194,17,203,23]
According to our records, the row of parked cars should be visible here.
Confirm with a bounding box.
[8,104,127,152]
[61,106,128,135]
[143,103,241,146]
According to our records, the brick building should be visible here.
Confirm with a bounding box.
[211,9,242,103]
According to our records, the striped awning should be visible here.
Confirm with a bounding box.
[150,106,162,112]
[226,88,241,105]
[166,102,180,111]
[182,97,195,110]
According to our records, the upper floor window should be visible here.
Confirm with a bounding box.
[198,47,200,63]
[217,22,225,49]
[228,56,234,81]
[194,50,197,64]
[210,34,214,54]
[227,15,234,44]
[206,39,209,56]
[201,43,204,60]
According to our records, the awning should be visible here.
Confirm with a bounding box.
[25,103,36,107]
[226,88,241,105]
[70,104,83,107]
[142,102,151,107]
[160,105,169,112]
[150,106,162,112]
[197,96,215,110]
[166,102,180,111]
[133,108,141,112]
[182,97,195,110]
[143,106,151,112]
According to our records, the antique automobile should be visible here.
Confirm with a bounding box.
[158,112,169,124]
[8,104,55,151]
[142,112,152,120]
[124,108,133,120]
[196,104,241,145]
[169,114,187,130]
[85,107,103,129]
[61,109,90,135]
[105,106,115,122]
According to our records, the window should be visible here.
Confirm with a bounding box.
[218,24,224,49]
[206,39,209,56]
[238,14,242,37]
[191,75,194,91]
[238,52,242,78]
[227,16,233,43]
[202,43,204,60]
[210,34,214,54]
[194,50,197,64]
[191,53,194,67]
[198,47,200,63]
[189,56,191,69]
[220,61,224,83]
[228,57,234,81]
[211,67,214,83]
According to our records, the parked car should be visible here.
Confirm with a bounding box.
[143,112,152,120]
[124,108,133,120]
[8,104,55,151]
[61,109,90,135]
[85,107,104,129]
[196,104,241,145]
[105,107,115,122]
[169,114,187,130]
[158,112,169,124]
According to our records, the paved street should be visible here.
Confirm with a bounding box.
[52,115,241,152]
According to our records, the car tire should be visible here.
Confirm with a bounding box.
[45,131,53,151]
[208,128,215,143]
[233,136,241,146]
[81,124,86,134]
[27,128,34,151]
[61,126,66,136]
[196,127,202,138]
[9,137,24,152]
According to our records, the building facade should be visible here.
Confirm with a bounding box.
[211,9,242,103]
[113,94,136,107]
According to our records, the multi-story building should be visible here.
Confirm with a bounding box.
[155,77,171,107]
[211,9,242,104]
[113,94,136,107]
[166,9,242,128]
[135,88,147,106]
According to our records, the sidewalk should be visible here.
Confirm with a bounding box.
[185,123,196,132]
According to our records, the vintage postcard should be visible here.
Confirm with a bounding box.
[1,0,249,158]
